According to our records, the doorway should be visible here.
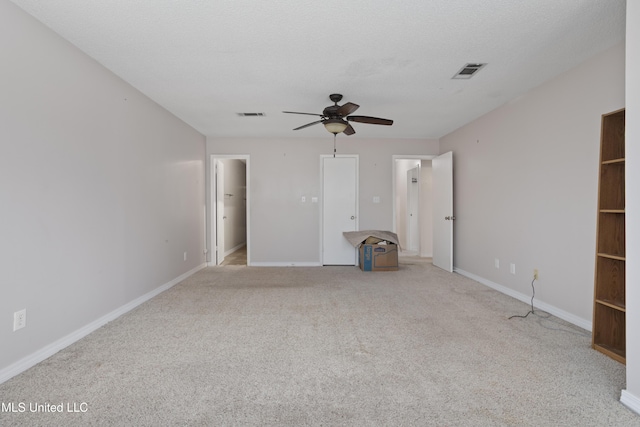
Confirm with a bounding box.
[210,155,250,266]
[392,153,453,270]
[394,157,433,257]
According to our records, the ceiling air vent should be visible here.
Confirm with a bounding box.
[237,112,266,117]
[452,63,487,79]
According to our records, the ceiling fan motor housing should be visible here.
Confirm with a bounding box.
[323,105,341,118]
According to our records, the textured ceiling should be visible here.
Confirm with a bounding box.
[10,0,626,139]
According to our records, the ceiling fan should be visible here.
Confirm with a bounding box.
[283,94,393,135]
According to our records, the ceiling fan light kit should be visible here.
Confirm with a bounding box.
[324,118,348,134]
[283,94,393,136]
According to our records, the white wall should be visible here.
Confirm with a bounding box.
[622,0,640,414]
[0,1,206,378]
[419,160,433,258]
[207,137,439,264]
[440,43,625,327]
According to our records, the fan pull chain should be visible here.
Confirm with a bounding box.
[333,134,337,157]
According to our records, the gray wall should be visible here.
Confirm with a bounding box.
[440,43,625,327]
[0,2,206,375]
[207,137,439,264]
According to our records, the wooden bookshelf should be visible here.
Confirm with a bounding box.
[592,108,625,364]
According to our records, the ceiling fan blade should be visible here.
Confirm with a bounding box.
[293,120,323,131]
[337,102,359,116]
[283,111,324,117]
[343,124,356,135]
[347,115,393,126]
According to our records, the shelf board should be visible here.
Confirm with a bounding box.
[593,343,626,364]
[599,209,625,214]
[597,253,626,261]
[595,299,626,312]
[602,158,625,165]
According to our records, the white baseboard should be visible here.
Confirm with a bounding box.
[621,390,640,415]
[0,263,207,385]
[249,262,323,267]
[454,267,592,331]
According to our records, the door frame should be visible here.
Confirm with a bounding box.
[210,154,250,266]
[320,154,359,265]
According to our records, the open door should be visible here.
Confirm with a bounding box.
[432,151,453,272]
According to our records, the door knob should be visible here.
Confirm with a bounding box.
[351,216,355,220]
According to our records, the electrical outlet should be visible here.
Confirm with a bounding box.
[510,263,516,275]
[183,251,187,261]
[494,258,500,269]
[534,269,539,280]
[13,309,26,331]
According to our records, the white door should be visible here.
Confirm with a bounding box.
[215,160,225,265]
[322,156,358,265]
[432,151,453,272]
[407,166,420,252]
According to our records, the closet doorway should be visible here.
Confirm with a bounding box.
[210,155,250,266]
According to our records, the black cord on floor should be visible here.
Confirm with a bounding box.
[509,277,536,319]
[507,277,591,336]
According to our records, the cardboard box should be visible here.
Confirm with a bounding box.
[359,243,399,271]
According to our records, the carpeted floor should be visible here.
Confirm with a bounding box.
[0,257,637,426]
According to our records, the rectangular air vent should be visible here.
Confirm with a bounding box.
[452,63,487,79]
[237,112,265,117]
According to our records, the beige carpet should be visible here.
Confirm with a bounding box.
[0,258,637,426]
